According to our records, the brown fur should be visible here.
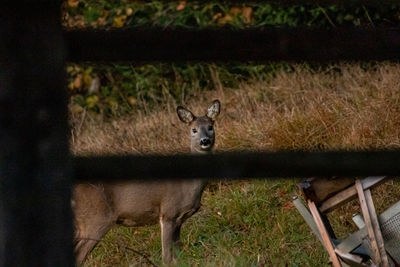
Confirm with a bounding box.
[73,100,221,265]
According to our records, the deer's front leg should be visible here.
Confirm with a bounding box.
[160,217,181,264]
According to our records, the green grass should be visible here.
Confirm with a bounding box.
[83,179,399,266]
[84,180,329,266]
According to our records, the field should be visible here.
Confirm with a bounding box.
[70,63,400,266]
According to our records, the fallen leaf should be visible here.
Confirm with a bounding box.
[103,10,110,18]
[213,13,222,21]
[66,66,74,73]
[126,7,133,16]
[70,104,84,113]
[282,201,294,211]
[128,97,137,105]
[88,76,100,94]
[83,72,92,87]
[95,17,107,27]
[276,188,288,198]
[67,0,79,8]
[113,15,127,28]
[218,14,233,25]
[230,6,242,15]
[86,95,99,108]
[73,74,83,89]
[68,81,75,91]
[176,1,186,11]
[67,15,86,28]
[242,7,253,24]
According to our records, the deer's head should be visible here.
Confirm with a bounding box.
[177,100,221,154]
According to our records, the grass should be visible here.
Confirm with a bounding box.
[70,63,400,266]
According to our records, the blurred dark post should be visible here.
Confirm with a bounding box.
[0,1,74,266]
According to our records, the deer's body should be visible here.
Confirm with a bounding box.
[73,100,221,265]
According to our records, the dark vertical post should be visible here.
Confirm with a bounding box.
[0,2,74,266]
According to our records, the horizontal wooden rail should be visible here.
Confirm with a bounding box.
[74,150,400,181]
[64,27,400,62]
[126,0,400,4]
[195,0,399,5]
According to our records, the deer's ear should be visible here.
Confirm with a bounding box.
[207,99,221,121]
[177,106,195,123]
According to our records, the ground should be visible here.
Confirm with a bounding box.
[70,63,400,266]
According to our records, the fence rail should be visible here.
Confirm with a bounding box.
[65,27,400,62]
[0,2,74,266]
[74,151,400,181]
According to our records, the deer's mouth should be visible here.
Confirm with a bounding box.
[200,144,212,150]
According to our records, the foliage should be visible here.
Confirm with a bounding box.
[64,1,400,29]
[68,62,282,115]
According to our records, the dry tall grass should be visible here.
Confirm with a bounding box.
[70,63,400,266]
[71,62,400,155]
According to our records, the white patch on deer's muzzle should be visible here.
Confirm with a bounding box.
[200,144,211,150]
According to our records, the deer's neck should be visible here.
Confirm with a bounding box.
[190,147,212,189]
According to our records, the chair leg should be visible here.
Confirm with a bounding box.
[355,180,390,267]
[292,197,322,243]
[308,200,342,267]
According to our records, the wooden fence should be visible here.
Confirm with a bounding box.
[1,1,400,265]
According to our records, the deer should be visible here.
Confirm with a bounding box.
[73,99,221,265]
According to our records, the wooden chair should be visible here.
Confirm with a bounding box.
[293,176,400,267]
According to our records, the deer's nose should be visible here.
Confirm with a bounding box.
[200,138,211,146]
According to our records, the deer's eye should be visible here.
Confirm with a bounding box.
[192,128,198,134]
[208,125,213,131]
